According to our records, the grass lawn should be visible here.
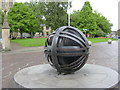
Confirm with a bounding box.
[11,38,47,47]
[11,38,116,47]
[87,38,116,43]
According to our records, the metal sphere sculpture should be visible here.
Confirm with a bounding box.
[44,26,89,74]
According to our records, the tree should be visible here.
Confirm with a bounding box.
[95,30,106,37]
[71,10,81,28]
[71,1,97,37]
[0,9,4,32]
[25,2,45,33]
[8,3,37,38]
[71,1,113,37]
[44,2,68,30]
[25,2,68,31]
[0,9,4,25]
[94,11,113,34]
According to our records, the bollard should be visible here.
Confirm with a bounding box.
[88,41,92,46]
[108,39,112,44]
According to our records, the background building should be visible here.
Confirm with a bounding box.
[0,0,2,9]
[0,0,15,11]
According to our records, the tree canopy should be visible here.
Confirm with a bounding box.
[25,2,45,32]
[8,3,37,38]
[94,11,113,34]
[26,2,68,31]
[71,1,113,37]
[44,2,68,30]
[7,1,112,38]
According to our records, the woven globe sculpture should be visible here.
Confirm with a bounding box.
[44,26,89,74]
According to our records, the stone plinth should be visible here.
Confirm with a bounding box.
[2,29,10,50]
[14,64,119,88]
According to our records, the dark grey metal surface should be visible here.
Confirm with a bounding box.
[44,26,89,74]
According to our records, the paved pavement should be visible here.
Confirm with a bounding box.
[88,41,118,71]
[1,41,119,88]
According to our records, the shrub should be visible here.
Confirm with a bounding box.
[95,30,106,37]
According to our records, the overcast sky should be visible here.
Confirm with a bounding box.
[16,0,119,31]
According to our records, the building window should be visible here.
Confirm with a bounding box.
[9,2,13,7]
[2,1,5,10]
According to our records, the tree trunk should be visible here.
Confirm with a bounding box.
[10,32,12,39]
[39,32,41,37]
[30,32,33,38]
[20,30,23,39]
[91,34,93,38]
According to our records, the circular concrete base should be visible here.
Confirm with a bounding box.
[14,64,119,88]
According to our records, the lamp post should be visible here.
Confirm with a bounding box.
[68,0,71,26]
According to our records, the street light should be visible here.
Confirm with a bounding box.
[67,0,72,26]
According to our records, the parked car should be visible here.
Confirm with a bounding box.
[22,33,31,38]
[118,36,120,39]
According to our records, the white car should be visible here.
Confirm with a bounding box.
[0,38,2,44]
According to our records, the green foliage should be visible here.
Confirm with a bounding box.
[0,9,4,25]
[25,2,68,31]
[71,1,113,36]
[71,1,97,35]
[25,2,45,32]
[94,11,113,34]
[95,30,106,37]
[0,9,4,32]
[8,3,37,38]
[44,2,68,30]
[0,9,2,32]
